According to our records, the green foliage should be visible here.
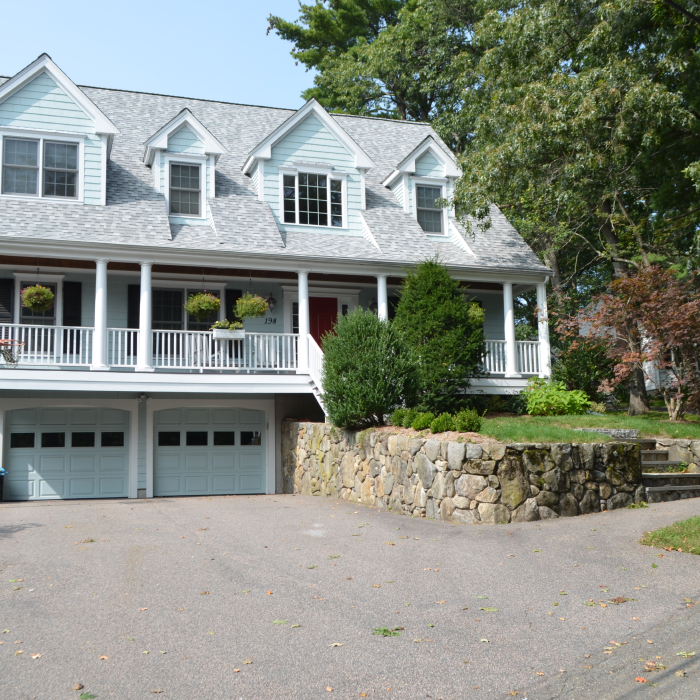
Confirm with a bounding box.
[588,401,607,414]
[184,292,220,322]
[322,308,418,429]
[641,516,700,555]
[505,393,528,415]
[211,319,243,330]
[235,293,268,320]
[372,626,402,637]
[430,412,456,433]
[524,378,590,416]
[411,412,435,431]
[552,339,617,402]
[401,408,419,428]
[20,285,54,313]
[454,408,482,433]
[390,407,408,427]
[393,259,486,414]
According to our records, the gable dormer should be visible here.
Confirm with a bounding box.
[0,54,119,206]
[243,100,375,234]
[144,109,227,223]
[383,136,460,236]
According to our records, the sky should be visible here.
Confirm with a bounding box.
[0,0,316,110]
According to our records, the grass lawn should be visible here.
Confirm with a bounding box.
[481,411,700,444]
[641,516,700,554]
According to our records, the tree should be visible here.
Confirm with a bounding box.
[392,258,485,413]
[573,267,700,420]
[321,308,418,428]
[551,336,617,402]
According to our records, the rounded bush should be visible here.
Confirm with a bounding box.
[411,412,435,431]
[524,378,590,416]
[402,408,419,428]
[390,408,408,427]
[454,408,483,433]
[430,413,456,433]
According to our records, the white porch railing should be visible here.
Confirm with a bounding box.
[483,339,540,375]
[307,334,324,393]
[152,331,299,371]
[0,323,93,366]
[108,328,138,367]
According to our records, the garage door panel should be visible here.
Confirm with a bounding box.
[212,475,236,491]
[185,409,208,424]
[212,454,235,470]
[239,409,262,425]
[3,408,129,501]
[240,453,263,470]
[240,474,264,492]
[212,409,235,424]
[185,454,208,471]
[157,454,181,472]
[157,409,182,425]
[39,455,67,473]
[39,479,65,498]
[185,476,209,493]
[156,475,181,494]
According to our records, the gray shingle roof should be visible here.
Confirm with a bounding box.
[0,76,549,275]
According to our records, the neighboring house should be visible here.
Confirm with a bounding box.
[0,54,552,502]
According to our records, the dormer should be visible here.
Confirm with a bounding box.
[0,54,119,206]
[383,136,460,236]
[144,109,227,222]
[243,100,375,234]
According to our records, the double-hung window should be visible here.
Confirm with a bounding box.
[170,163,200,216]
[282,172,344,228]
[1,137,79,199]
[416,185,443,233]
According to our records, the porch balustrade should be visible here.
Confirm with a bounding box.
[0,323,93,366]
[483,339,541,376]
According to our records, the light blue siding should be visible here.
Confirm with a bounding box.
[167,125,204,154]
[250,165,258,195]
[390,179,404,208]
[414,150,443,177]
[264,114,363,236]
[471,293,504,340]
[0,72,103,206]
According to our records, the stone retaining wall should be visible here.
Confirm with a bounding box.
[282,422,644,524]
[653,439,700,472]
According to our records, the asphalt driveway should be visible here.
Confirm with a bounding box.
[1,494,699,700]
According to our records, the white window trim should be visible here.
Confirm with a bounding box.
[412,176,448,236]
[163,153,207,220]
[277,165,348,230]
[13,272,65,325]
[151,279,227,328]
[0,129,85,204]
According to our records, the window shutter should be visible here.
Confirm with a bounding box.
[62,282,82,326]
[225,289,243,323]
[0,279,13,325]
[127,285,140,328]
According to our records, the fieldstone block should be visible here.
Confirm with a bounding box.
[599,482,613,499]
[452,496,470,510]
[542,468,569,493]
[429,472,448,500]
[452,508,480,525]
[426,498,437,519]
[383,473,395,496]
[416,453,437,489]
[475,486,500,503]
[478,502,510,524]
[425,440,440,462]
[485,443,506,461]
[536,490,559,508]
[440,497,455,521]
[522,448,554,475]
[447,442,466,470]
[579,489,600,514]
[559,493,579,517]
[369,460,382,478]
[551,444,574,471]
[466,443,483,459]
[539,506,559,519]
[511,498,540,522]
[608,492,632,510]
[497,455,529,509]
[465,459,497,476]
[408,439,424,456]
[455,471,484,498]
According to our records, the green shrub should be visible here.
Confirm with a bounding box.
[454,408,483,433]
[390,408,408,427]
[551,338,617,401]
[322,308,418,429]
[393,258,486,414]
[430,413,456,433]
[524,378,590,416]
[505,392,528,415]
[411,412,435,430]
[402,408,419,428]
[588,401,607,414]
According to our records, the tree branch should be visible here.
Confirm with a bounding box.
[660,0,700,26]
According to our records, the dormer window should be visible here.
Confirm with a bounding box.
[170,163,200,216]
[280,170,345,228]
[416,185,443,233]
[1,136,80,199]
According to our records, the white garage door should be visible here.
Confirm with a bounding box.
[3,407,129,501]
[154,407,265,497]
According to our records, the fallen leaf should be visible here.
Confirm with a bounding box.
[675,670,687,677]
[291,624,301,628]
[99,655,108,660]
[329,643,343,647]
[272,620,288,625]
[31,653,42,659]
[14,650,24,655]
[636,677,647,683]
[676,651,695,658]
[267,591,273,595]
[480,638,489,643]
[437,600,446,604]
[559,617,565,621]
[233,669,240,673]
[536,672,544,676]
[385,542,395,546]
[151,691,164,694]
[74,684,84,690]
[479,607,499,612]
[647,640,653,644]
[633,617,640,621]
[142,651,149,655]
[326,687,333,692]
[139,607,148,611]
[242,658,253,664]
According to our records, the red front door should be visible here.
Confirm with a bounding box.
[309,297,338,345]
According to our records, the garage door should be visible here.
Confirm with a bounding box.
[3,407,129,501]
[154,407,265,496]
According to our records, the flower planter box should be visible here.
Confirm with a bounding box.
[212,328,245,340]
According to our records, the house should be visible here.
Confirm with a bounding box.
[0,54,552,502]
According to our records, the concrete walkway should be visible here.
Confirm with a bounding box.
[1,494,698,699]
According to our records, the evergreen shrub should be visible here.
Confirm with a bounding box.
[322,308,418,429]
[454,408,483,433]
[411,412,435,430]
[430,413,456,433]
[402,408,419,428]
[390,408,408,427]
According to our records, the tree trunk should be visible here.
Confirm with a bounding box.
[542,249,565,308]
[600,200,629,280]
[628,366,650,415]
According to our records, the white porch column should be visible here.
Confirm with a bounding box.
[298,271,310,370]
[91,259,109,370]
[502,282,521,378]
[536,280,552,378]
[376,275,388,321]
[135,262,154,372]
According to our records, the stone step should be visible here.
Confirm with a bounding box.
[641,461,684,467]
[643,473,700,480]
[646,485,700,493]
[641,450,669,459]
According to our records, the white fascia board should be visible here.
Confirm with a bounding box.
[243,99,376,172]
[384,136,461,186]
[0,54,120,136]
[143,108,228,164]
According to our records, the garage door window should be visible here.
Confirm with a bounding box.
[213,431,235,446]
[186,431,208,446]
[42,432,65,448]
[101,432,124,447]
[10,433,35,448]
[71,432,95,448]
[158,432,180,447]
[241,431,262,446]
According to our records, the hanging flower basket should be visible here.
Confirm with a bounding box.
[21,285,55,313]
[211,319,244,339]
[235,293,268,320]
[184,292,221,321]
